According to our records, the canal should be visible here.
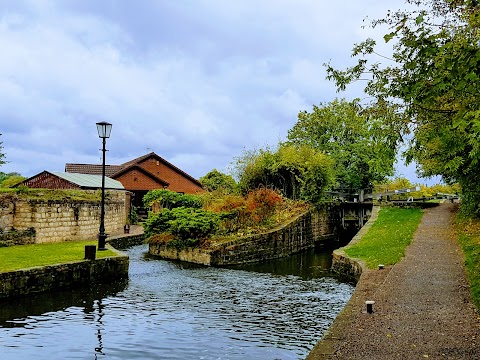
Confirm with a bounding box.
[0,244,354,360]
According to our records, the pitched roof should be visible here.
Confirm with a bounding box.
[52,172,125,190]
[112,165,169,186]
[65,164,123,177]
[66,152,202,187]
[115,152,202,187]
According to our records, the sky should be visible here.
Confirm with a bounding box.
[0,0,440,185]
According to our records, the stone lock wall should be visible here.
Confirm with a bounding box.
[0,191,126,243]
[149,205,338,266]
[0,253,129,299]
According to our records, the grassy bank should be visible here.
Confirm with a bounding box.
[455,216,480,310]
[0,241,117,272]
[344,207,423,268]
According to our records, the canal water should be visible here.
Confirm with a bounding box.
[0,244,354,360]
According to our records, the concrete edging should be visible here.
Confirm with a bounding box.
[307,205,381,359]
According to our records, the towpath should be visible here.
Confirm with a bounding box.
[308,203,480,359]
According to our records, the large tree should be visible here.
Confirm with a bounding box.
[199,169,238,194]
[287,98,398,191]
[326,0,480,216]
[234,144,334,203]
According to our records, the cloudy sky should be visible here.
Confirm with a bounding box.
[0,0,436,184]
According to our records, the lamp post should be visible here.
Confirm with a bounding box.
[96,121,112,251]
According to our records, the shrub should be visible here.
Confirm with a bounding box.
[143,189,202,209]
[167,207,219,243]
[143,209,177,238]
[144,207,220,248]
[245,188,283,223]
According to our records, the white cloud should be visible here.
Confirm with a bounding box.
[0,0,437,186]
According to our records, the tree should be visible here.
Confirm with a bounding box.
[0,134,6,168]
[287,99,398,190]
[234,144,334,203]
[325,0,480,216]
[0,173,25,188]
[199,169,238,193]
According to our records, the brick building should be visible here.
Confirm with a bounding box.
[65,152,204,207]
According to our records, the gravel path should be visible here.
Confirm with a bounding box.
[308,203,480,359]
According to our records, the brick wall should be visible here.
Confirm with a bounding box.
[138,157,204,193]
[0,191,126,243]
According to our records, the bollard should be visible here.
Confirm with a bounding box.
[366,300,375,314]
[84,245,96,260]
[124,224,130,234]
[378,264,384,270]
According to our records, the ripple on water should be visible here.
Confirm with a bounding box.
[0,244,353,360]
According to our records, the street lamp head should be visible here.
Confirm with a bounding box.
[96,121,112,139]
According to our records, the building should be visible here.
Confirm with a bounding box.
[20,171,125,190]
[65,152,204,207]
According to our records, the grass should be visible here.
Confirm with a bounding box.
[0,241,117,272]
[344,207,424,269]
[0,188,100,202]
[455,215,480,311]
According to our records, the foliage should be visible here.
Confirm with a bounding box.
[199,169,238,194]
[0,240,116,272]
[0,134,5,168]
[143,208,178,237]
[345,207,423,268]
[374,177,461,200]
[1,175,26,188]
[167,207,220,245]
[0,172,21,184]
[145,187,310,247]
[233,144,334,203]
[144,207,219,248]
[244,187,283,223]
[325,0,480,216]
[287,99,398,190]
[142,189,202,209]
[128,205,138,225]
[455,213,480,310]
[0,188,101,202]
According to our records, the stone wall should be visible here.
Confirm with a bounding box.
[331,205,380,283]
[149,206,338,266]
[0,251,129,299]
[0,191,126,243]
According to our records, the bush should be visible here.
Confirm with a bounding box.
[144,207,220,248]
[167,207,219,242]
[143,189,202,209]
[143,209,177,238]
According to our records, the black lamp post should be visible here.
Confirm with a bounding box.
[96,121,112,251]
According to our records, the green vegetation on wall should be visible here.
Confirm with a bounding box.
[144,188,309,249]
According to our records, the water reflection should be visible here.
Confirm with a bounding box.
[0,245,353,360]
[0,279,128,327]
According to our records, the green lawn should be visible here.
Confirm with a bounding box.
[456,216,480,311]
[345,207,423,268]
[0,241,117,272]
